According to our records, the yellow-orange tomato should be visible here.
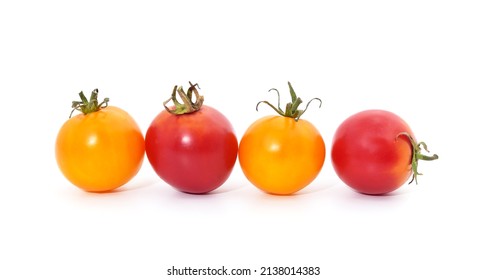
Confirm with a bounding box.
[239,116,325,195]
[56,106,145,192]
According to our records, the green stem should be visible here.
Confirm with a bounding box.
[163,82,204,115]
[256,81,322,121]
[396,132,439,185]
[70,89,109,118]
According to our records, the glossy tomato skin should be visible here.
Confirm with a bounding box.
[239,116,325,195]
[331,110,414,195]
[56,106,145,192]
[145,106,238,194]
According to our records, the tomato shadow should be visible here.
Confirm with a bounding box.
[110,178,159,193]
[257,180,337,197]
[174,183,246,196]
[336,185,414,210]
[347,185,416,198]
[214,183,247,194]
[293,181,337,196]
[244,181,336,201]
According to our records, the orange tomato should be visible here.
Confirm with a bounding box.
[239,82,326,195]
[239,116,325,195]
[55,91,145,192]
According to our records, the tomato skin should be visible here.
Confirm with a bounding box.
[145,106,238,194]
[55,106,145,192]
[331,110,415,195]
[239,116,325,195]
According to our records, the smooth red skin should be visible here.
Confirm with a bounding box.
[331,110,414,195]
[145,106,238,194]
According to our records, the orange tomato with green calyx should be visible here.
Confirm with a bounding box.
[239,82,325,195]
[55,89,145,192]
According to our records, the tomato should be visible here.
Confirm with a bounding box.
[145,83,238,194]
[331,109,438,195]
[239,82,325,195]
[55,89,145,192]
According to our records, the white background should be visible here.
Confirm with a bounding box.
[1,0,485,279]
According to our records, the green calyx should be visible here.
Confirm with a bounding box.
[163,82,204,115]
[256,82,322,121]
[397,132,439,185]
[70,89,109,118]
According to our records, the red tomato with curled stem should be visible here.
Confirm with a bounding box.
[145,82,238,194]
[331,110,438,195]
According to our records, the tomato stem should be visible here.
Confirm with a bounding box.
[397,132,439,185]
[256,82,322,121]
[164,82,204,115]
[70,89,109,118]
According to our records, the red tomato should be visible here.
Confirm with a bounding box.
[145,83,238,194]
[331,110,438,195]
